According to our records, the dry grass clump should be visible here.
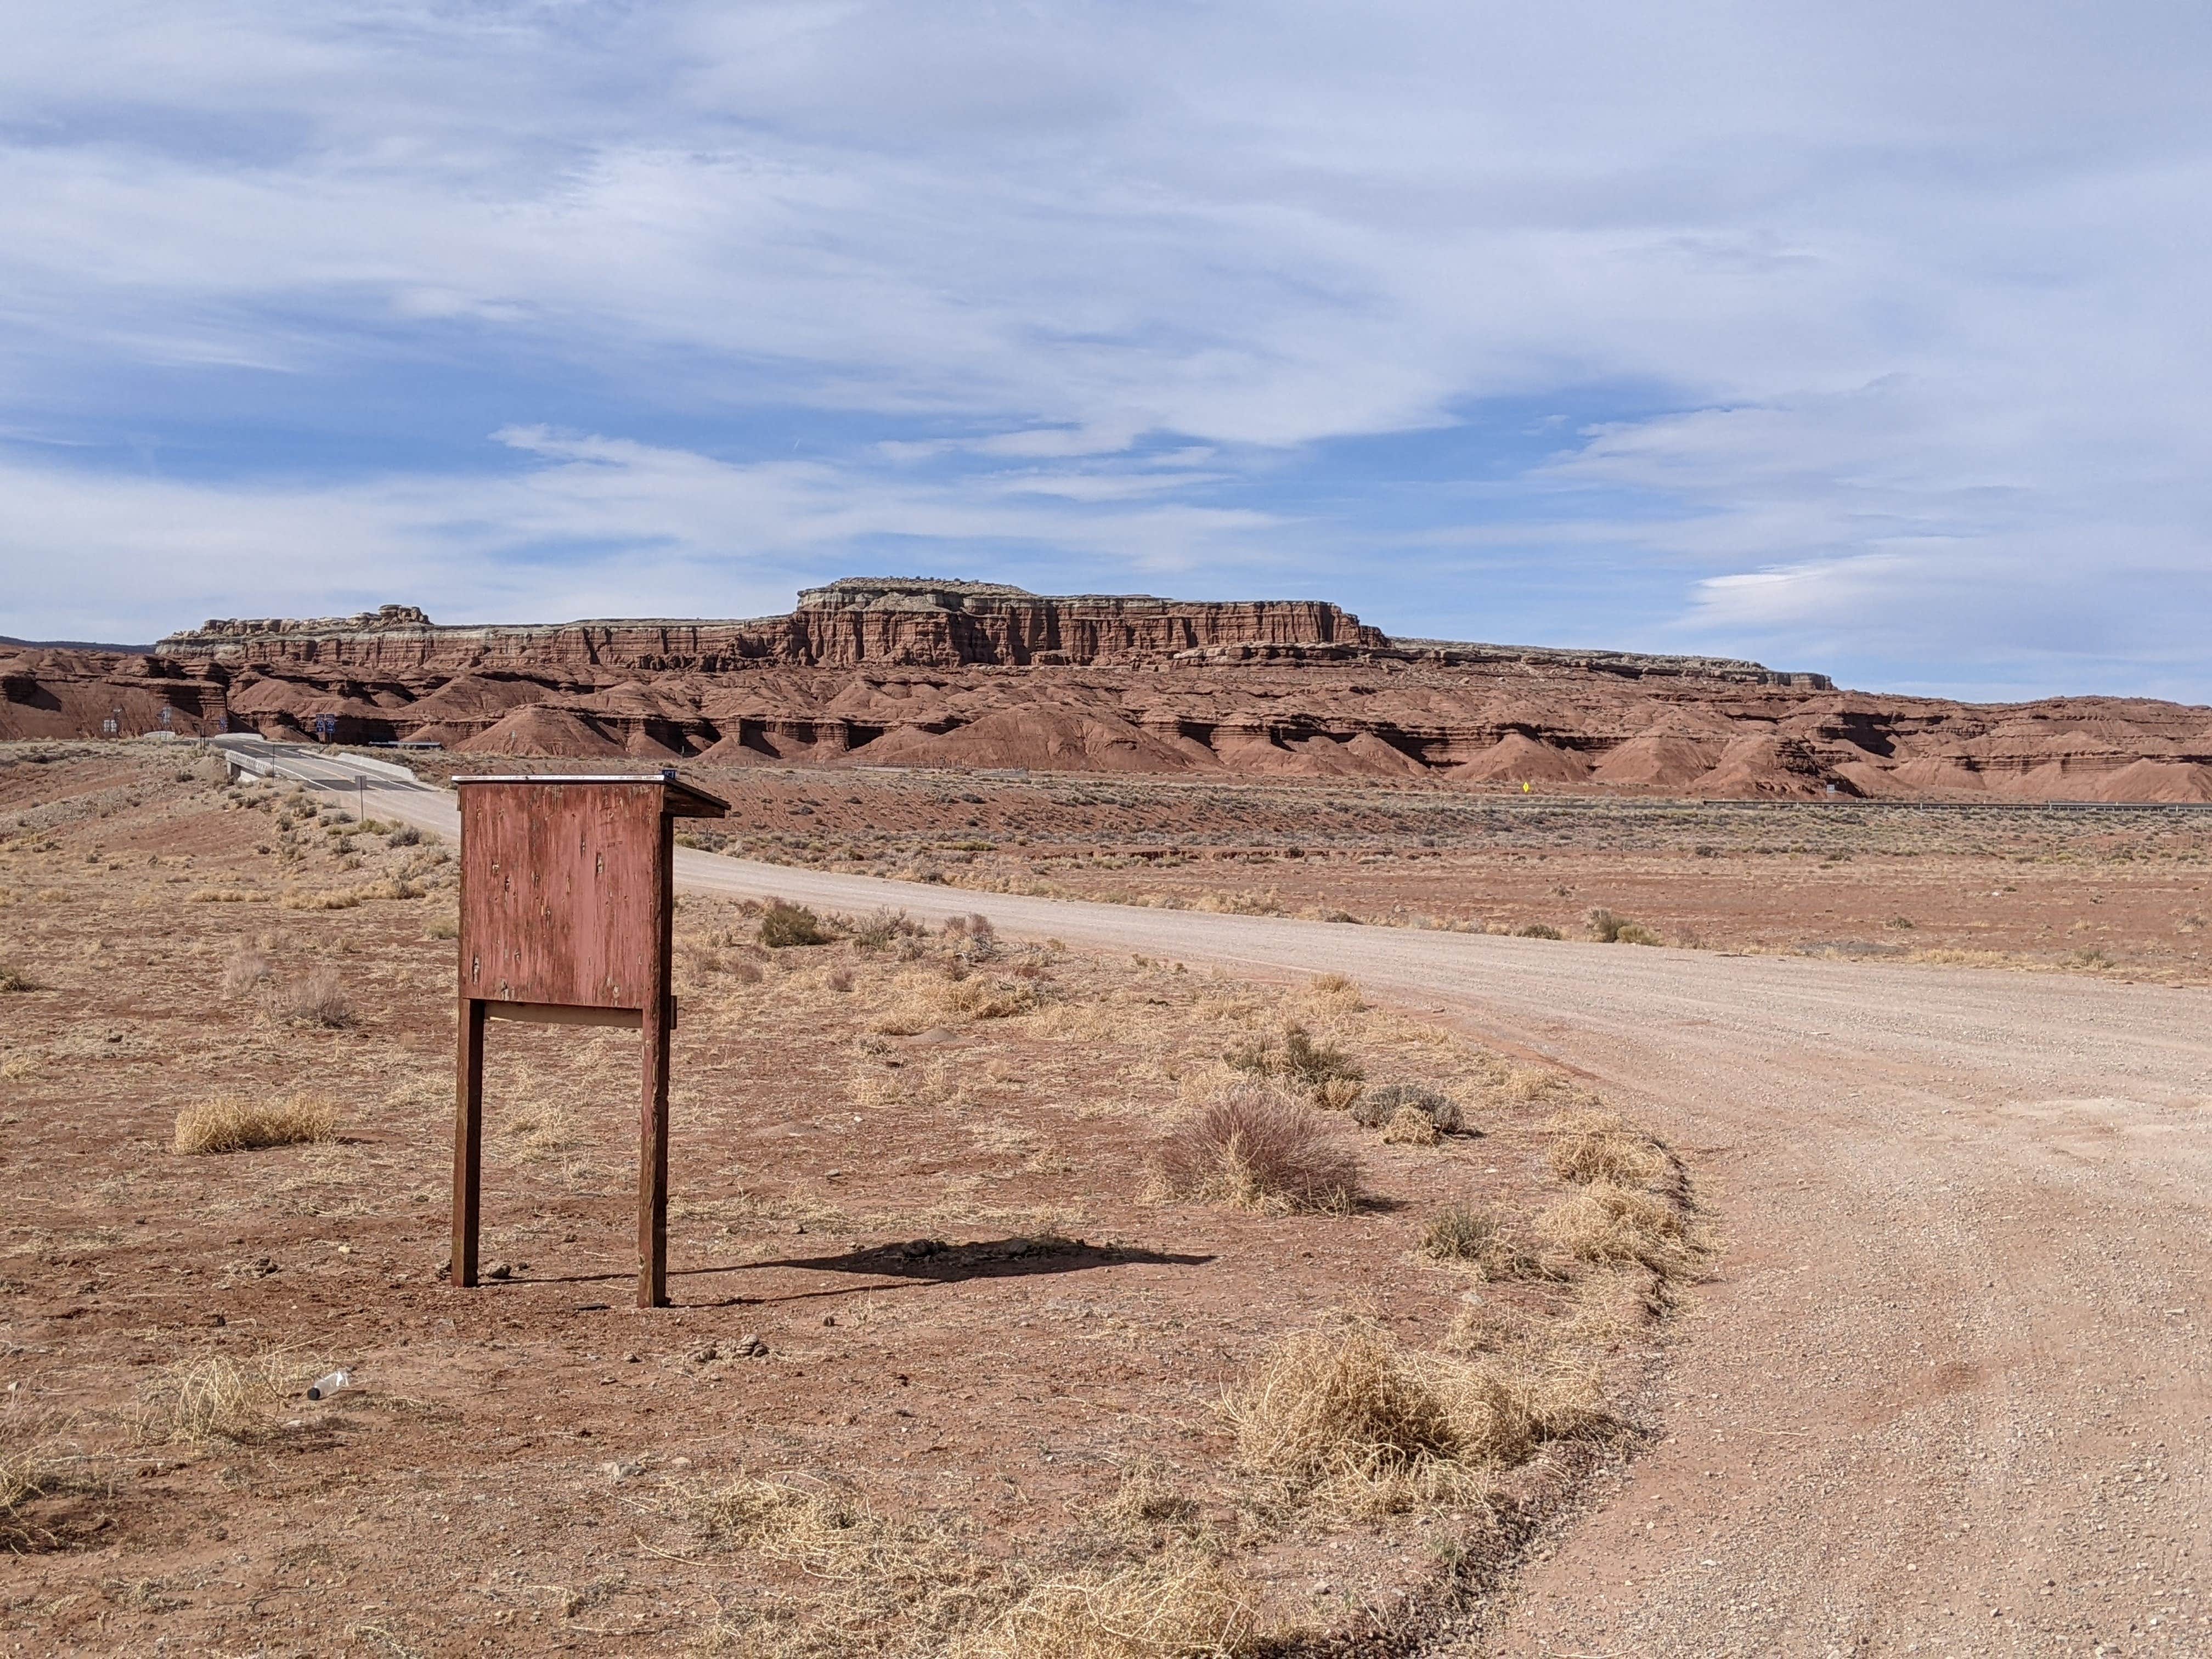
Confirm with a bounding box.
[269,966,352,1028]
[1539,1180,1691,1274]
[955,1554,1267,1659]
[1547,1111,1667,1186]
[189,887,265,904]
[280,887,362,911]
[695,1475,995,1653]
[0,963,40,993]
[1515,922,1563,940]
[173,1091,338,1155]
[1420,1204,1550,1280]
[1296,973,1367,1017]
[870,967,1041,1032]
[1152,1082,1361,1215]
[0,1414,83,1551]
[134,1351,317,1444]
[1381,1106,1440,1146]
[219,945,272,998]
[1222,1324,1599,1511]
[760,900,830,948]
[943,975,1039,1019]
[1098,1464,1202,1543]
[696,1474,1269,1659]
[494,1092,578,1164]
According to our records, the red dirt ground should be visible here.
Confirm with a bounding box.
[0,747,1693,1655]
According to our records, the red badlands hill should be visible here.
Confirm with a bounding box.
[5,577,2210,799]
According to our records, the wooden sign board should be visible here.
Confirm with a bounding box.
[452,773,728,1307]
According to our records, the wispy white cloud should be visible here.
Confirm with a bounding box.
[2,427,1296,641]
[1,2,2209,693]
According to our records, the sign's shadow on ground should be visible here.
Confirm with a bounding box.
[519,1235,1215,1309]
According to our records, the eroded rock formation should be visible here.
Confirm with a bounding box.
[8,579,2211,800]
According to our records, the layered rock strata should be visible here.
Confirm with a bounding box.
[8,580,2210,800]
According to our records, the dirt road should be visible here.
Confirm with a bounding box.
[262,748,2212,1653]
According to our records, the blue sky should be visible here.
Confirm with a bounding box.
[4,2,2211,699]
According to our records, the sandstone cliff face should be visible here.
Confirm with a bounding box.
[11,579,2209,800]
[151,579,1393,673]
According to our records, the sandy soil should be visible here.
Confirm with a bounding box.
[0,745,1694,1656]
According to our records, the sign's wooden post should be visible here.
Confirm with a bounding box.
[450,772,728,1308]
[639,809,675,1307]
[453,997,486,1286]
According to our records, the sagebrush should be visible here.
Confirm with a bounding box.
[1153,1083,1361,1214]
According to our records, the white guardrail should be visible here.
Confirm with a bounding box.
[210,736,427,809]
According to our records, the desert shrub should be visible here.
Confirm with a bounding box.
[0,964,38,993]
[1152,1082,1360,1215]
[1515,923,1562,940]
[1539,1179,1691,1274]
[1589,907,1662,946]
[1547,1111,1666,1186]
[219,946,272,999]
[958,1553,1266,1658]
[1282,1025,1359,1089]
[1351,1082,1463,1134]
[1221,1324,1604,1510]
[965,912,995,939]
[1225,1025,1362,1097]
[134,1351,315,1444]
[273,967,351,1027]
[760,901,829,948]
[386,825,421,847]
[426,916,459,940]
[849,907,911,949]
[1421,1204,1496,1263]
[174,1092,337,1155]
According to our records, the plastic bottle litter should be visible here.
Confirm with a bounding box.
[306,1369,352,1401]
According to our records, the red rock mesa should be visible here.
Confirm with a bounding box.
[7,578,2210,799]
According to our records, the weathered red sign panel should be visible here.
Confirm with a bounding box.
[450,773,727,1307]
